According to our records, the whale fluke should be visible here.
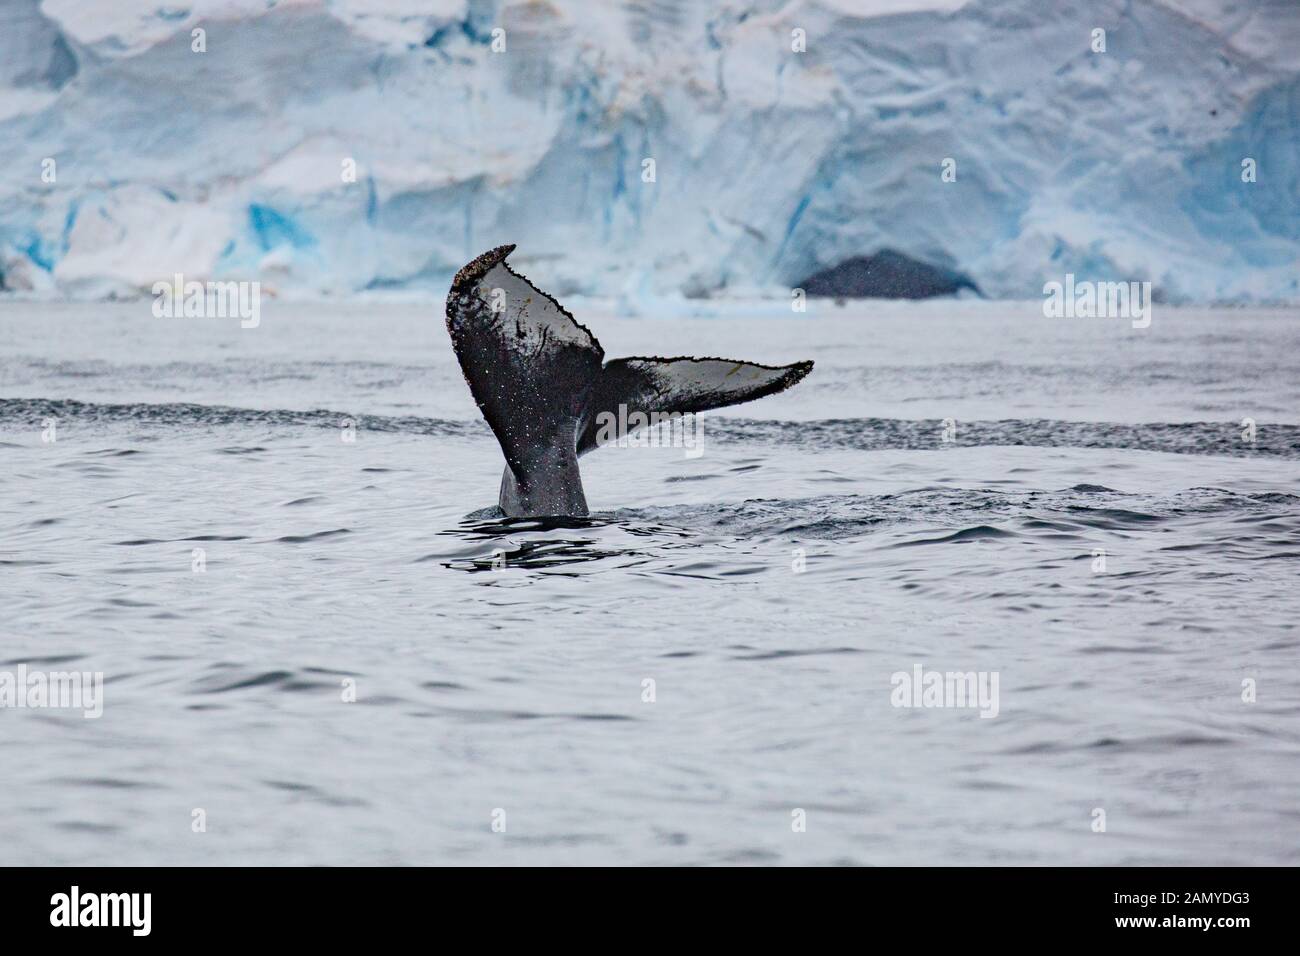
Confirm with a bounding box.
[577,356,815,455]
[445,245,813,517]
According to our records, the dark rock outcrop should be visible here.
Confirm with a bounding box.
[797,250,980,299]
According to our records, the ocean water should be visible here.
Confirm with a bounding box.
[1,299,1298,866]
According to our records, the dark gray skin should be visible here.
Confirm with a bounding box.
[445,244,814,518]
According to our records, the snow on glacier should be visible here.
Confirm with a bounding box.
[0,0,1296,302]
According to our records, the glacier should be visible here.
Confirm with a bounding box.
[0,0,1297,303]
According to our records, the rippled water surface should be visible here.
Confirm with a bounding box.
[2,300,1298,865]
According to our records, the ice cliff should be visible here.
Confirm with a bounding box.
[0,0,1296,302]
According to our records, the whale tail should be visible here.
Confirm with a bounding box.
[445,245,813,517]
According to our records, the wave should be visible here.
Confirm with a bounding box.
[432,487,1300,571]
[0,396,481,438]
[2,396,1299,458]
[614,487,1300,539]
